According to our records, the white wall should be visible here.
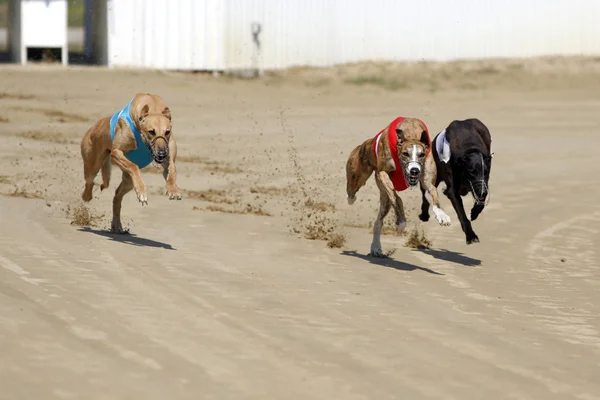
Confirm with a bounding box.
[99,0,600,70]
[106,0,225,69]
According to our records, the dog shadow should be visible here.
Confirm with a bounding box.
[340,250,443,275]
[78,227,176,250]
[416,248,481,267]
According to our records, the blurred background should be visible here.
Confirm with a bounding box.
[1,0,599,71]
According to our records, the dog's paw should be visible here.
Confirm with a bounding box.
[396,221,406,234]
[369,247,385,258]
[136,190,148,206]
[347,194,356,205]
[419,212,430,222]
[100,183,109,191]
[433,206,451,226]
[466,232,480,245]
[81,191,93,202]
[168,191,182,200]
[110,221,129,235]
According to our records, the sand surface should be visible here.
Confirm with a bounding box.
[1,58,600,399]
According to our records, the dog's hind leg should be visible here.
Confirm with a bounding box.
[81,149,109,202]
[370,175,392,257]
[111,171,134,234]
[100,156,112,191]
[346,144,374,205]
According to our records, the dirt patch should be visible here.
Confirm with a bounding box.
[405,227,432,250]
[204,165,244,174]
[43,109,90,123]
[9,106,89,123]
[304,199,336,212]
[17,131,78,144]
[184,189,238,204]
[0,92,36,100]
[250,186,296,196]
[0,175,11,184]
[194,204,272,217]
[67,203,105,227]
[177,155,242,173]
[269,57,600,92]
[177,155,220,165]
[326,233,347,249]
[5,186,44,199]
[0,117,9,123]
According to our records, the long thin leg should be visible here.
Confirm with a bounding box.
[446,186,479,244]
[111,172,134,234]
[81,151,109,202]
[162,136,181,200]
[370,182,392,257]
[346,144,374,205]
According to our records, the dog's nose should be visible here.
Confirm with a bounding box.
[409,167,420,176]
[156,151,167,159]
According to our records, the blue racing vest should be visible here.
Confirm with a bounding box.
[110,99,153,169]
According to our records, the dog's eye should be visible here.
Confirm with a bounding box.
[402,152,410,157]
[418,152,425,158]
[148,130,156,136]
[165,130,171,136]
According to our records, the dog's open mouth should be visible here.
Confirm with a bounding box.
[407,176,419,186]
[153,153,168,164]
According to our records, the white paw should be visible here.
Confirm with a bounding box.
[137,191,148,206]
[397,221,406,233]
[433,206,451,226]
[369,247,385,258]
[347,195,356,205]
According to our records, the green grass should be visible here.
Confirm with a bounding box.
[0,0,84,28]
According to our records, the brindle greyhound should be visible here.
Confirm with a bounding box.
[346,117,447,257]
[419,118,493,244]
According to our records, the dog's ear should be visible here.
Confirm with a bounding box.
[139,104,150,122]
[162,107,172,121]
[419,130,429,150]
[395,128,405,143]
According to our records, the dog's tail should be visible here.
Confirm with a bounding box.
[100,156,111,191]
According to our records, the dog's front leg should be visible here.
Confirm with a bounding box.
[111,171,134,234]
[111,149,148,205]
[162,136,182,200]
[445,183,479,244]
[370,174,392,257]
[420,157,451,226]
[376,171,406,233]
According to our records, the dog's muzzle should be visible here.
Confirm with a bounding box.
[407,162,421,186]
[154,150,168,164]
[148,137,169,164]
[470,180,489,205]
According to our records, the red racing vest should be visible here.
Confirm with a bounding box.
[372,117,432,192]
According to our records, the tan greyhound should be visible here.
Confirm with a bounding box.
[80,93,181,234]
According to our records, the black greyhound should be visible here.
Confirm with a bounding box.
[419,118,493,244]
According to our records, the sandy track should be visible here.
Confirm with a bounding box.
[0,60,599,399]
